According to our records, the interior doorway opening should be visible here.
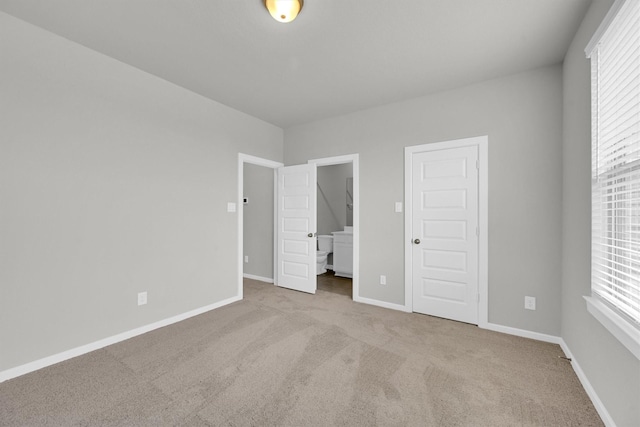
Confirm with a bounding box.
[315,163,354,299]
[309,154,359,301]
[237,153,359,302]
[237,154,282,299]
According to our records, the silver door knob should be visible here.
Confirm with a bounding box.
[308,233,313,238]
[413,238,421,244]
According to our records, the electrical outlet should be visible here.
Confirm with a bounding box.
[138,292,147,306]
[524,296,536,310]
[244,256,249,263]
[380,275,387,285]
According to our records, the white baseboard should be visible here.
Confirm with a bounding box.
[242,273,274,283]
[482,322,562,344]
[0,295,241,383]
[354,295,411,313]
[559,339,616,427]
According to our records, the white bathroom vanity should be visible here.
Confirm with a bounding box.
[332,229,353,278]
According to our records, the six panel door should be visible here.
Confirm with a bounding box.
[276,164,317,294]
[411,146,479,324]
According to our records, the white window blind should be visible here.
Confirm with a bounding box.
[589,0,640,327]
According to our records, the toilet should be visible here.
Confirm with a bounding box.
[316,235,334,275]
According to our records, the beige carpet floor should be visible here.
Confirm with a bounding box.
[1,278,602,426]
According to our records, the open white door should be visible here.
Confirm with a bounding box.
[276,164,317,294]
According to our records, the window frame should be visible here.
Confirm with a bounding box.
[585,0,640,360]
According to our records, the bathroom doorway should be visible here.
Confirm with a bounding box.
[309,155,359,301]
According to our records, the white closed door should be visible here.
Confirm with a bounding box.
[276,164,317,294]
[411,146,479,324]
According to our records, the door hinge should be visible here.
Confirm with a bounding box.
[476,160,479,169]
[477,293,480,302]
[476,226,479,236]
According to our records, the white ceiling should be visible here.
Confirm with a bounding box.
[0,0,591,128]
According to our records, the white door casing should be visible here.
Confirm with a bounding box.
[276,164,317,294]
[405,136,488,325]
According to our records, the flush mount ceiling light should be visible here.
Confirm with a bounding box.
[264,0,303,23]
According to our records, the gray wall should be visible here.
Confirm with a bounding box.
[0,12,283,372]
[561,1,640,425]
[317,163,353,236]
[285,65,564,336]
[243,164,274,280]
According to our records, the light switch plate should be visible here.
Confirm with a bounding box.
[227,202,236,212]
[395,202,403,213]
[138,292,147,306]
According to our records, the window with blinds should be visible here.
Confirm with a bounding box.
[588,0,640,328]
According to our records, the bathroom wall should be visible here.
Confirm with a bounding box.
[0,12,283,373]
[317,163,353,236]
[285,64,564,336]
[243,163,274,280]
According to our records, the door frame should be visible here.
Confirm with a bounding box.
[308,154,360,301]
[237,153,283,299]
[404,136,488,327]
